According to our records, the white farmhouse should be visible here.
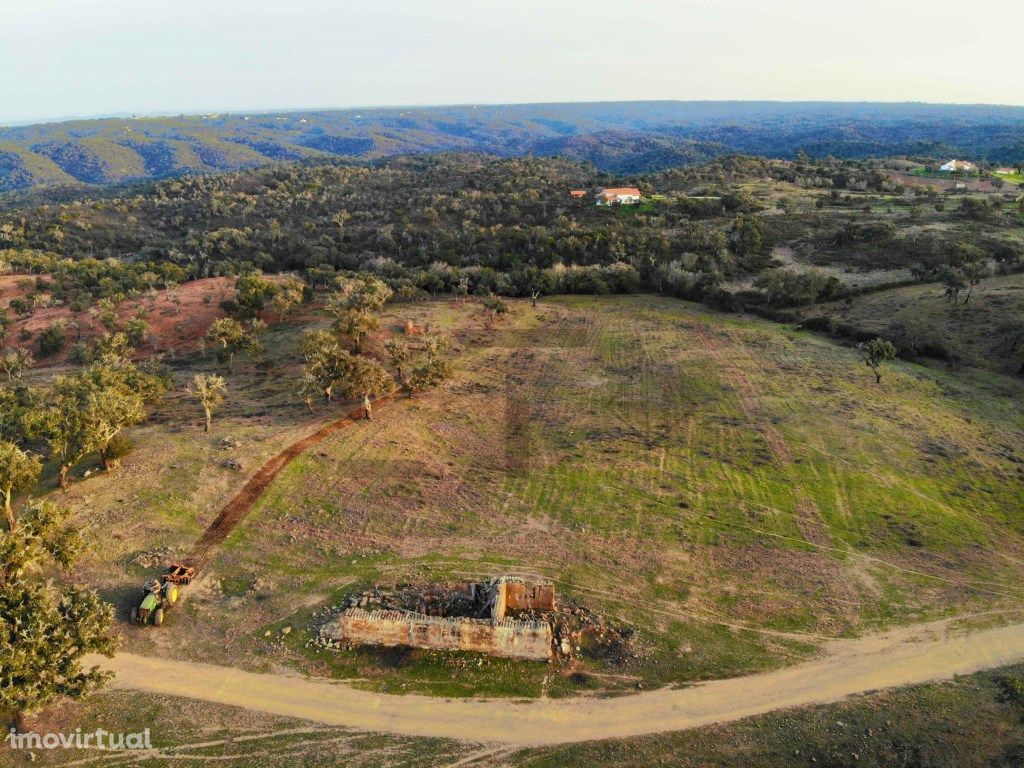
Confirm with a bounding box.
[596,187,642,206]
[939,160,977,172]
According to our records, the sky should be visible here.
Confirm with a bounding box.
[1,0,1020,125]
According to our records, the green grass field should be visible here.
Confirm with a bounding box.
[993,172,1024,185]
[13,292,1024,763]
[80,294,1022,699]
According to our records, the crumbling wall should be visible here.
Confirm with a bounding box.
[490,577,556,620]
[502,578,556,614]
[324,609,552,661]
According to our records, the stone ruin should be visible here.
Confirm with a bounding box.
[320,577,556,661]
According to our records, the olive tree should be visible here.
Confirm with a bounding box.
[384,338,411,381]
[204,317,265,372]
[335,355,396,403]
[33,359,155,487]
[269,275,306,321]
[0,348,31,383]
[301,330,353,403]
[326,275,393,352]
[0,500,113,733]
[404,336,453,397]
[857,337,897,384]
[192,374,227,433]
[0,441,41,530]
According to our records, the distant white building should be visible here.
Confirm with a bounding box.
[596,187,642,206]
[939,160,977,172]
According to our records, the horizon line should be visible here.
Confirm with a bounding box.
[4,97,1024,130]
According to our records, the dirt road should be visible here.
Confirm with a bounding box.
[95,617,1024,747]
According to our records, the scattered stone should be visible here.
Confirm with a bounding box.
[131,546,175,568]
[222,458,244,471]
[281,626,292,635]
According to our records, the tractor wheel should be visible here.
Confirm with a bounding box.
[166,585,179,605]
[130,607,138,624]
[153,608,164,627]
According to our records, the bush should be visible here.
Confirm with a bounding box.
[884,318,951,360]
[38,322,67,356]
[754,269,843,308]
[102,434,134,467]
[67,341,91,365]
[9,297,33,317]
[123,317,149,347]
[482,295,509,315]
[998,675,1024,706]
[395,284,428,302]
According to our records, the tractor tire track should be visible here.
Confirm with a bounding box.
[186,397,394,570]
[692,323,829,547]
[692,324,792,464]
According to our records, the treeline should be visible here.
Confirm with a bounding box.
[0,154,767,296]
[2,154,1023,324]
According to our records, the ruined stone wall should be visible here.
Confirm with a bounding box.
[324,609,552,661]
[490,577,556,620]
[502,579,556,614]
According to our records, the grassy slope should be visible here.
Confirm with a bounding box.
[814,273,1024,373]
[54,294,1024,700]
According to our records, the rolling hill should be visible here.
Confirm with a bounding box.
[3,100,1024,192]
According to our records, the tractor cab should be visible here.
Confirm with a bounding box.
[131,562,196,627]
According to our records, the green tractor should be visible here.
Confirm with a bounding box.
[131,563,194,627]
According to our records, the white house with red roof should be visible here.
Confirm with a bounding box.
[596,187,642,206]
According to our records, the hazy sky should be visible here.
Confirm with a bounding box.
[1,0,1020,124]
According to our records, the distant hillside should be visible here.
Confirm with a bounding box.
[2,100,1024,191]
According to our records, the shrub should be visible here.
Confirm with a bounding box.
[67,342,91,365]
[482,295,509,315]
[38,322,67,357]
[102,433,134,467]
[998,675,1024,706]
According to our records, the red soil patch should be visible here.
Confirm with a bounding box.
[1,276,234,365]
[0,274,42,310]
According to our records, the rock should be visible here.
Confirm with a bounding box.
[281,626,292,635]
[222,458,244,471]
[264,630,272,637]
[560,640,571,655]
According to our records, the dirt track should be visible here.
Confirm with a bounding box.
[96,617,1024,746]
[186,397,390,569]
